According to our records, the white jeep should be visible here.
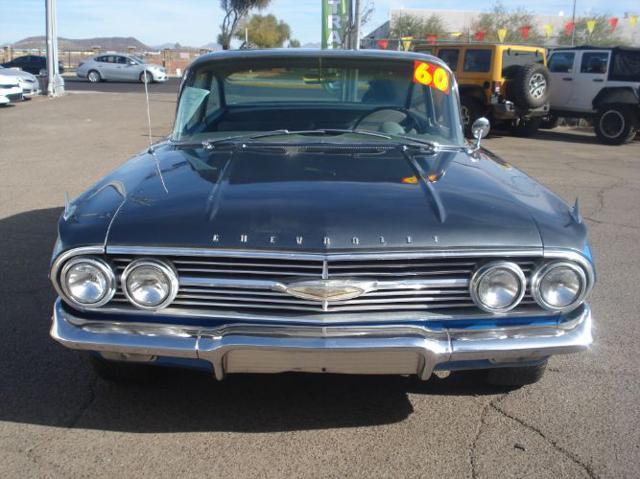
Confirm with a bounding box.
[545,46,640,145]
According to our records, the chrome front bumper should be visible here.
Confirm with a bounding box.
[51,299,592,380]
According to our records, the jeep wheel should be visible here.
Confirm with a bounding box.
[460,97,483,138]
[540,114,559,130]
[485,360,547,387]
[506,64,551,109]
[594,106,638,145]
[510,117,541,137]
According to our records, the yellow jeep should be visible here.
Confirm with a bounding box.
[414,43,551,137]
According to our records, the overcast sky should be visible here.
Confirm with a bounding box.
[0,0,637,46]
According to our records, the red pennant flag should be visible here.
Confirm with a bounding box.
[474,30,486,41]
[426,34,437,44]
[377,39,389,49]
[609,17,618,32]
[520,25,530,40]
[564,21,575,36]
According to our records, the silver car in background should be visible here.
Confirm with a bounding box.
[0,66,40,98]
[76,54,167,83]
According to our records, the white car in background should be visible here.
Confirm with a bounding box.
[0,73,23,106]
[0,65,41,98]
[76,53,167,83]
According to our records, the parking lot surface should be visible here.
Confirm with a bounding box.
[0,92,638,478]
[64,76,181,94]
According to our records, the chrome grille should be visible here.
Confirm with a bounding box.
[108,253,538,315]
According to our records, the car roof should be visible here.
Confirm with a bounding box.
[551,46,640,53]
[189,48,448,70]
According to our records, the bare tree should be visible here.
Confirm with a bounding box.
[390,13,447,38]
[342,0,375,48]
[471,2,542,44]
[218,0,271,50]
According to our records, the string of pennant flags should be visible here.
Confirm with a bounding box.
[379,14,638,51]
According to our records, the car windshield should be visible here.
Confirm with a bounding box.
[172,56,464,146]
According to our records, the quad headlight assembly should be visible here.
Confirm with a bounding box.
[121,258,179,310]
[59,257,116,307]
[531,260,589,312]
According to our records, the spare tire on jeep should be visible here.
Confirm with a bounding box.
[506,64,551,109]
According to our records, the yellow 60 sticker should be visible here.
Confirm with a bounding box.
[413,61,450,94]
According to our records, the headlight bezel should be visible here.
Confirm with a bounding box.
[469,261,526,313]
[121,258,178,310]
[59,257,116,308]
[531,260,587,312]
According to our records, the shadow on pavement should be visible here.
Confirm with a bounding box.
[0,207,504,434]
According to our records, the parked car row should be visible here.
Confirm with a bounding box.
[414,43,640,145]
[0,65,42,106]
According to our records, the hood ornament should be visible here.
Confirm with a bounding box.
[283,279,369,304]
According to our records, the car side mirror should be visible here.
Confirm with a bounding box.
[471,117,490,150]
[128,60,136,65]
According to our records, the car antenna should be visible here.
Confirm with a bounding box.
[143,66,168,194]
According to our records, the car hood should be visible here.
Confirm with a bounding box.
[0,68,36,82]
[0,73,20,85]
[91,143,564,252]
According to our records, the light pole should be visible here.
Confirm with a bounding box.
[570,0,577,46]
[353,0,361,49]
[45,0,64,96]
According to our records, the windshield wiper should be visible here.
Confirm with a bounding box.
[242,128,395,142]
[172,129,462,152]
[171,129,393,150]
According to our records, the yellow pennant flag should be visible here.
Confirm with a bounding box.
[586,20,597,34]
[630,15,638,27]
[543,24,553,38]
[450,32,463,38]
[401,36,413,51]
[497,28,508,42]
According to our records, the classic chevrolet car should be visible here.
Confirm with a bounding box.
[50,50,594,387]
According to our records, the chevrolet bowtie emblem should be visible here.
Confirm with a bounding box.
[284,280,367,303]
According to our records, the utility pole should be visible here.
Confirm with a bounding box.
[352,0,361,49]
[45,0,64,96]
[570,0,577,46]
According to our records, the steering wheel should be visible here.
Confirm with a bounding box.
[352,106,422,135]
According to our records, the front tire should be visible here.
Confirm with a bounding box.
[594,106,637,145]
[460,96,484,138]
[510,117,541,137]
[485,361,547,387]
[140,71,153,84]
[87,70,101,83]
[540,114,559,130]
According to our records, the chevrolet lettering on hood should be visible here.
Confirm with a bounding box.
[49,49,595,388]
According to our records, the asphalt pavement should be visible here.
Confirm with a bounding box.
[0,91,638,478]
[63,75,181,94]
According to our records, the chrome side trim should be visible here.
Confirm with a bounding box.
[51,299,592,380]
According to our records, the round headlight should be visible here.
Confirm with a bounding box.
[122,259,178,310]
[532,261,586,311]
[470,261,526,313]
[60,257,115,307]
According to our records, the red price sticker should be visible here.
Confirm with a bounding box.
[413,61,450,94]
